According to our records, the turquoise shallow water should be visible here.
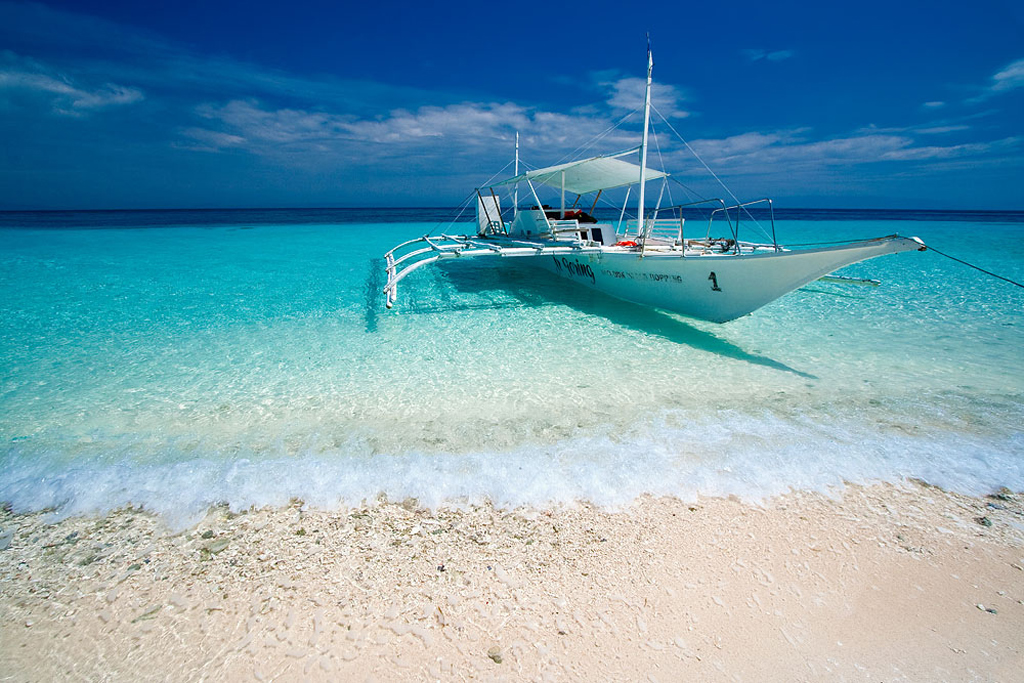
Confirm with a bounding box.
[1,212,1022,525]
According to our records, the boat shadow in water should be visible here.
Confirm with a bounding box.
[426,261,819,379]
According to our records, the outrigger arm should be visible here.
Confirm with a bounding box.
[383,235,604,309]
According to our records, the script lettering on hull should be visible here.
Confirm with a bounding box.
[552,257,596,284]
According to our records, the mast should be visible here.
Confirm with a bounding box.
[513,131,519,219]
[637,41,653,238]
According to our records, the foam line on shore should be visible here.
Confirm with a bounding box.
[3,411,1021,528]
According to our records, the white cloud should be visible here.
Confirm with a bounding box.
[557,70,693,121]
[187,89,1021,188]
[855,120,975,136]
[189,98,642,167]
[194,99,524,152]
[593,73,690,119]
[915,125,970,135]
[991,58,1024,93]
[880,136,1020,161]
[196,100,353,146]
[966,57,1024,103]
[178,127,245,152]
[687,131,794,162]
[740,133,911,167]
[0,4,675,156]
[0,4,434,117]
[4,1,1016,206]
[341,102,531,144]
[0,54,143,115]
[674,128,1021,177]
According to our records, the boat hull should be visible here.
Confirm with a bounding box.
[530,237,924,323]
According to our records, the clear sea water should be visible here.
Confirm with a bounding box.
[2,209,1022,525]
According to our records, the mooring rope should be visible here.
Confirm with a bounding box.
[926,245,1024,289]
[783,238,1022,288]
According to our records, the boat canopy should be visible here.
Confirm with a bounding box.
[495,150,668,195]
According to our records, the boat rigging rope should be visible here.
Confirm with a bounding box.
[651,103,774,243]
[426,157,518,237]
[925,245,1024,289]
[649,125,674,210]
[426,193,474,237]
[480,157,516,186]
[669,176,709,204]
[652,104,740,196]
[555,109,639,165]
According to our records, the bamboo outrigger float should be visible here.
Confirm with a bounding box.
[384,47,926,323]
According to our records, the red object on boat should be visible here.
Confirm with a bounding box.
[614,240,638,247]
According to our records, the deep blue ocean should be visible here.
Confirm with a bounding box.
[2,209,1022,525]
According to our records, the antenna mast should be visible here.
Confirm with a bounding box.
[637,39,653,238]
[514,131,519,219]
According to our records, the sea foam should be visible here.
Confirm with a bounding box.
[2,408,1021,529]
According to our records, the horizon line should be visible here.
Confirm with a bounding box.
[2,206,1023,214]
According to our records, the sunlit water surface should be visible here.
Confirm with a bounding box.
[2,211,1021,525]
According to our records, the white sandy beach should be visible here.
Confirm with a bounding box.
[1,481,1022,681]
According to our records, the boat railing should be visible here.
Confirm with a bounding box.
[709,198,778,253]
[645,218,685,242]
[630,197,778,256]
[648,198,730,249]
[636,218,685,257]
[547,219,582,240]
[633,198,728,257]
[626,217,682,237]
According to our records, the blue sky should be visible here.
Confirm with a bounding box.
[1,0,1022,210]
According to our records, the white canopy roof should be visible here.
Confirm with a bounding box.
[495,152,668,195]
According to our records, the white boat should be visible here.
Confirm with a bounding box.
[383,50,926,324]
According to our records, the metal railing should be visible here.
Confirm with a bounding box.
[637,217,685,256]
[709,198,777,253]
[547,219,584,240]
[635,198,728,256]
[631,197,778,256]
[646,218,685,242]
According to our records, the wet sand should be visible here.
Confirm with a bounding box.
[1,481,1022,681]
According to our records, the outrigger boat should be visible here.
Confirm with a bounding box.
[384,51,926,324]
